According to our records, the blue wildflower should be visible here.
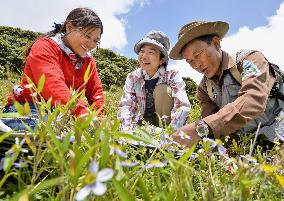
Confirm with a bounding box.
[120,160,138,167]
[76,161,114,201]
[13,159,28,168]
[110,145,128,158]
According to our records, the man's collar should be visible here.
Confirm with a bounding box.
[216,51,237,80]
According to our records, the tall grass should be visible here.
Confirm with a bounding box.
[0,75,283,201]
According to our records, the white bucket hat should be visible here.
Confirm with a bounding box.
[134,31,170,64]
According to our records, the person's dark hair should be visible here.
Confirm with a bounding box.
[160,53,167,67]
[196,34,218,45]
[24,7,103,58]
[180,34,218,54]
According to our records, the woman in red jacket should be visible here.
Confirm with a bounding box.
[1,7,105,131]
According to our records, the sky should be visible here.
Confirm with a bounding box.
[1,0,284,83]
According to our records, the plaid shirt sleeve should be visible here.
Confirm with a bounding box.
[168,70,191,130]
[117,73,139,131]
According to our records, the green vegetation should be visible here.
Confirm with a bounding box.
[93,48,138,90]
[0,26,41,76]
[0,26,283,201]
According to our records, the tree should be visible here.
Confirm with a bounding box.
[0,26,40,76]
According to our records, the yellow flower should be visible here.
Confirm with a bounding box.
[275,174,284,188]
[260,164,276,175]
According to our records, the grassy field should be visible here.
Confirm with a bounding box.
[0,76,284,201]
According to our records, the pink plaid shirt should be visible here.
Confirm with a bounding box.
[118,66,191,131]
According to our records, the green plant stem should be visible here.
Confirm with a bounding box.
[128,146,158,186]
[207,157,216,191]
[249,122,261,156]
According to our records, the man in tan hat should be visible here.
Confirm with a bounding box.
[169,20,284,148]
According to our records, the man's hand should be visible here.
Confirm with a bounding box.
[171,122,201,148]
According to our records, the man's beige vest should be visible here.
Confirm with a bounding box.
[204,50,284,141]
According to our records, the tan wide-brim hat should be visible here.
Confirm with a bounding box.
[169,21,229,60]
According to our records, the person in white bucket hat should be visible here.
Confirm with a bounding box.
[118,31,191,132]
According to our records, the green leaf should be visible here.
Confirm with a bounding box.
[0,133,11,143]
[137,177,151,201]
[23,102,31,115]
[18,193,29,201]
[114,159,125,181]
[165,190,176,201]
[113,180,135,201]
[14,101,24,116]
[100,130,110,167]
[241,179,256,187]
[84,62,92,83]
[46,97,52,111]
[232,139,239,152]
[0,172,18,189]
[76,114,94,130]
[114,132,152,145]
[3,150,20,173]
[74,146,96,181]
[178,143,196,165]
[31,176,65,194]
[37,74,45,93]
[0,112,21,118]
[10,177,65,201]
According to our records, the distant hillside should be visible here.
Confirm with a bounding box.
[0,26,196,95]
[0,26,41,74]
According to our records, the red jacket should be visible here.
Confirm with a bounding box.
[7,37,104,117]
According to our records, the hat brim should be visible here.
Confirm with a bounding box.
[169,21,229,60]
[134,38,169,63]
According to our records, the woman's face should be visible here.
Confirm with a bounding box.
[182,36,222,78]
[138,44,165,77]
[64,22,101,57]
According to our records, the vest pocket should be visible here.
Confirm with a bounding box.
[226,84,241,99]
